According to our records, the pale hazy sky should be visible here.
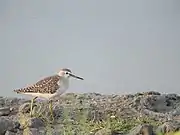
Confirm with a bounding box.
[0,0,180,97]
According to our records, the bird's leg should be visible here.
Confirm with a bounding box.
[49,99,54,122]
[30,96,38,117]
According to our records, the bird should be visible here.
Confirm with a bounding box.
[13,68,84,120]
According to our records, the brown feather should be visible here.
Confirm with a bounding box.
[14,75,61,94]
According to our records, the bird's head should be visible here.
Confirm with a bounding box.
[58,68,84,80]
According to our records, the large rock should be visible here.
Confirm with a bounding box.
[5,131,16,135]
[0,107,10,116]
[156,121,180,134]
[128,124,154,135]
[139,94,178,113]
[0,117,19,135]
[27,117,45,128]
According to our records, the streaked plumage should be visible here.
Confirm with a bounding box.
[13,68,83,120]
[14,75,61,94]
[13,68,83,99]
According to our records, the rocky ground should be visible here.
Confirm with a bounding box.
[0,91,180,135]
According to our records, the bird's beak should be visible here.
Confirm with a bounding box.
[69,73,84,80]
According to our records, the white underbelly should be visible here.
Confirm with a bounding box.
[23,92,56,100]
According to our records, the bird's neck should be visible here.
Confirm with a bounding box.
[60,76,69,89]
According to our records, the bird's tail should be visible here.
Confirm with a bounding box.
[14,85,35,93]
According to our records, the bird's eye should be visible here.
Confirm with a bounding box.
[65,72,69,74]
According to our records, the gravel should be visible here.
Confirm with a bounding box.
[0,91,180,134]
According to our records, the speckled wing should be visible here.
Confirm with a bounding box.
[14,75,61,94]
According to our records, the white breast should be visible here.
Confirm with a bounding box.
[57,77,69,95]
